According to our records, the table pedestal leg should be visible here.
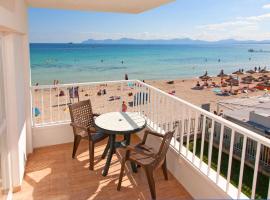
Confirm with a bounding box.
[102,134,116,176]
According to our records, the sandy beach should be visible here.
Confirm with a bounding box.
[32,72,270,125]
[147,72,270,111]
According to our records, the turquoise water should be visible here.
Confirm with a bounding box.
[30,43,270,85]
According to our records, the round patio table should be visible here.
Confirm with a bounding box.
[95,112,146,176]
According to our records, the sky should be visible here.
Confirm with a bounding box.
[29,0,270,43]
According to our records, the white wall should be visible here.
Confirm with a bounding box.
[0,0,28,33]
[33,123,74,148]
[0,0,31,191]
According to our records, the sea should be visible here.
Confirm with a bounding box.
[30,43,270,85]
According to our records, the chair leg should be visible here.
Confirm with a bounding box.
[144,167,156,200]
[162,157,168,180]
[117,157,126,191]
[72,135,81,159]
[101,139,110,159]
[89,141,95,170]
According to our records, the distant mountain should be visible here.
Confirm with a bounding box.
[81,38,270,45]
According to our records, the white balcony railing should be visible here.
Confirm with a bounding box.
[31,80,270,199]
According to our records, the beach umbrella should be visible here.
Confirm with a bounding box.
[199,71,208,78]
[226,76,239,85]
[217,69,228,77]
[200,75,211,81]
[242,75,255,81]
[225,76,238,83]
[241,75,255,85]
[232,70,244,75]
[259,69,269,73]
[246,69,256,74]
[199,71,211,81]
[258,75,270,82]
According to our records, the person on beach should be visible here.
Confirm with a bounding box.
[219,110,223,117]
[125,74,128,80]
[122,101,127,112]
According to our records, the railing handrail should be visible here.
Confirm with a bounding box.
[137,80,270,148]
[31,79,137,90]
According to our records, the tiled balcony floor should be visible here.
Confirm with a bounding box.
[13,135,192,200]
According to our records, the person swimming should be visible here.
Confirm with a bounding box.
[125,73,128,80]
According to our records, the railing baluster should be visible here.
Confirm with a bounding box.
[156,92,160,132]
[216,124,225,184]
[142,85,147,118]
[192,112,199,162]
[179,105,185,154]
[120,82,123,111]
[226,129,235,191]
[208,119,215,176]
[50,87,52,122]
[186,109,191,156]
[41,88,44,124]
[200,115,206,168]
[267,178,270,200]
[251,142,261,199]
[65,87,68,120]
[136,83,139,113]
[149,88,152,126]
[133,82,136,112]
[173,100,177,148]
[140,84,144,114]
[237,135,247,199]
[57,86,60,121]
[32,88,36,127]
[152,90,156,130]
[147,87,151,124]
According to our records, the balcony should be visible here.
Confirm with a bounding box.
[13,135,192,200]
[24,80,270,199]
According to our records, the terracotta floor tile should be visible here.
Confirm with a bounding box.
[13,135,192,200]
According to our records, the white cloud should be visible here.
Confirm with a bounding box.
[198,13,270,31]
[196,12,270,40]
[263,4,270,9]
[197,20,254,31]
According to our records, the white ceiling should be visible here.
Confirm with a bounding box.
[26,0,175,14]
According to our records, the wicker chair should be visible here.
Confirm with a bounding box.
[117,129,175,200]
[69,99,109,170]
